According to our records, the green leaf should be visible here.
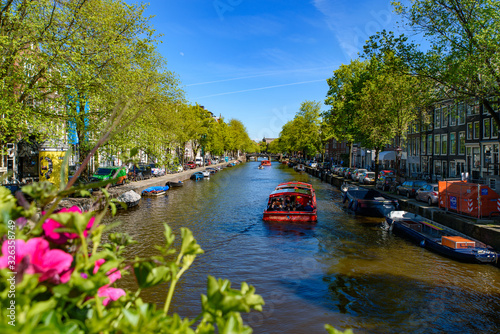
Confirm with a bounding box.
[133,262,171,288]
[180,227,204,257]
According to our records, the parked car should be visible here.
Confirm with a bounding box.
[376,175,397,191]
[397,180,428,198]
[416,183,439,205]
[91,166,127,185]
[359,172,376,184]
[345,168,355,179]
[195,157,203,166]
[149,163,165,177]
[353,169,368,181]
[185,161,197,169]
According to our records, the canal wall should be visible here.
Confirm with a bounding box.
[305,167,500,253]
[58,161,241,211]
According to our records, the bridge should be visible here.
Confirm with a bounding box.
[246,153,282,160]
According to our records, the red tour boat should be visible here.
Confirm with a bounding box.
[261,160,271,166]
[263,182,317,222]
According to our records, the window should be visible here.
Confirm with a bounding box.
[473,147,480,168]
[458,102,466,125]
[427,134,433,155]
[459,132,465,155]
[450,161,457,177]
[467,123,473,140]
[492,120,499,138]
[466,101,473,115]
[434,160,442,175]
[450,133,456,155]
[472,100,480,115]
[421,135,426,155]
[434,134,440,155]
[474,121,480,139]
[483,145,492,168]
[415,136,420,156]
[450,104,457,126]
[441,134,447,155]
[484,118,491,138]
[435,107,441,128]
[442,105,449,127]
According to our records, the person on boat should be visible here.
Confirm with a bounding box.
[304,201,313,212]
[268,199,277,211]
[284,196,293,211]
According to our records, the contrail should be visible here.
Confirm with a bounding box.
[186,66,332,87]
[195,79,326,99]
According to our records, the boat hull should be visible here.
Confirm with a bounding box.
[344,189,398,217]
[263,211,317,222]
[386,211,498,264]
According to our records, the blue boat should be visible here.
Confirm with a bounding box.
[386,211,498,264]
[190,172,204,180]
[142,185,169,196]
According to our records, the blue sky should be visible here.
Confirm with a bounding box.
[132,0,399,140]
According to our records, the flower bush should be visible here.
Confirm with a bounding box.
[0,181,265,333]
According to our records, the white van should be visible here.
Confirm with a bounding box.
[195,157,203,166]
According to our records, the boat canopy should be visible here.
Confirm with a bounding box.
[275,181,313,190]
[269,188,312,197]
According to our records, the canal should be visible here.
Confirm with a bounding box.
[110,161,500,334]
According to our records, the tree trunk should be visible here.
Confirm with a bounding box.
[374,147,380,181]
[348,142,353,168]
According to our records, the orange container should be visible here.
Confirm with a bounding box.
[441,236,476,249]
[438,181,500,217]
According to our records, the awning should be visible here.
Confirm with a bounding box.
[378,151,395,161]
[378,151,407,161]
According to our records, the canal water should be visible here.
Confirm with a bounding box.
[110,162,500,334]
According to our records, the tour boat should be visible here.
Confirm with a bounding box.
[263,182,317,222]
[386,211,498,264]
[261,160,272,166]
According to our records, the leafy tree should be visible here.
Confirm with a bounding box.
[226,119,253,156]
[365,0,500,125]
[324,60,369,167]
[356,55,424,178]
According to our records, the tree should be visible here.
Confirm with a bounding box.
[324,60,369,167]
[356,55,424,179]
[365,0,500,125]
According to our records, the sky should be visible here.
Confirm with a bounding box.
[128,0,400,141]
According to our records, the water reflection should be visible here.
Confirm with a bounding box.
[108,162,500,334]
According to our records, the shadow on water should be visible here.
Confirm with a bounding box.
[107,161,500,334]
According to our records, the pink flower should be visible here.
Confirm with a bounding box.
[0,238,73,284]
[92,259,125,306]
[98,286,126,306]
[43,206,95,244]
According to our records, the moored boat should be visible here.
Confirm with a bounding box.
[343,188,398,217]
[293,164,305,172]
[117,190,141,208]
[190,172,204,180]
[263,182,317,222]
[142,186,169,197]
[385,211,498,264]
[166,181,183,188]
